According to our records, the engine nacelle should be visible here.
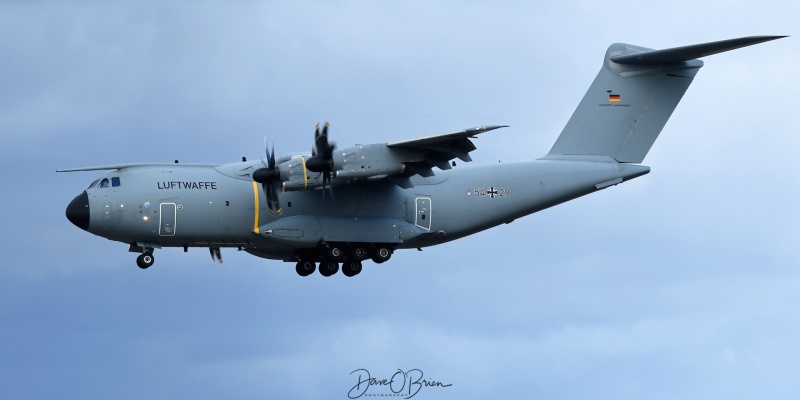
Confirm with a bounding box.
[278,145,420,191]
[279,156,325,191]
[332,144,415,180]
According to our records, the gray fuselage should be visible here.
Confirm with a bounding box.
[72,157,649,262]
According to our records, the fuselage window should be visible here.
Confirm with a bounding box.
[99,178,110,188]
[111,177,121,187]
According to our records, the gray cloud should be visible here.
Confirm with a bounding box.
[2,1,799,399]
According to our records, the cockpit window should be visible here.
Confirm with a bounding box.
[96,177,120,188]
[87,179,100,189]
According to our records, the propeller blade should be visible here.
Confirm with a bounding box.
[308,122,337,203]
[255,141,281,214]
[323,170,334,202]
[321,171,327,201]
[269,142,275,169]
[269,185,281,214]
[314,122,331,158]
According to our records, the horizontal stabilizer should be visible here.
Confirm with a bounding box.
[611,35,786,65]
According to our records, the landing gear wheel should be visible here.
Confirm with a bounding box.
[327,246,344,261]
[342,261,363,277]
[136,253,155,269]
[352,246,369,261]
[371,246,392,264]
[319,261,339,277]
[296,260,316,277]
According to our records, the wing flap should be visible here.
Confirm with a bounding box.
[387,125,507,148]
[386,125,505,179]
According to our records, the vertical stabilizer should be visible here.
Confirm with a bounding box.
[547,36,785,163]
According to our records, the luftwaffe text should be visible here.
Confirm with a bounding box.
[157,181,218,190]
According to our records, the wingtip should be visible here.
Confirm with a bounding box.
[737,35,789,46]
[473,125,509,132]
[753,35,789,41]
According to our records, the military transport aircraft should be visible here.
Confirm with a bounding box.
[60,36,785,277]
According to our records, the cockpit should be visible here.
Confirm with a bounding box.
[88,176,121,189]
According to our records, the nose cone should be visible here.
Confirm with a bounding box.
[66,191,90,231]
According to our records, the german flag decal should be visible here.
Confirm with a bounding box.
[609,94,621,102]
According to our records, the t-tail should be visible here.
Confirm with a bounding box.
[546,36,786,163]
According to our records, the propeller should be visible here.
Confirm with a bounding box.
[305,122,337,200]
[252,141,282,214]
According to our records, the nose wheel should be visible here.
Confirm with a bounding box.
[136,252,155,269]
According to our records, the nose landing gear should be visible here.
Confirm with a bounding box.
[136,251,155,269]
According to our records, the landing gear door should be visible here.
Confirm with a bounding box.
[415,197,432,231]
[159,203,177,236]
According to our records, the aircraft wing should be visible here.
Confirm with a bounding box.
[386,125,507,177]
[56,163,220,172]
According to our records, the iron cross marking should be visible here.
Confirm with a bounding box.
[488,187,498,198]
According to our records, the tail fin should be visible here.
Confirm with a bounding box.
[547,36,785,163]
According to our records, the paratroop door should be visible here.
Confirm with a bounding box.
[415,197,431,230]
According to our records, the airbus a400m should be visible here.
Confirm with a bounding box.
[60,36,784,277]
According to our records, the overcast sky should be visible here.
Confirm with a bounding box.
[2,1,799,399]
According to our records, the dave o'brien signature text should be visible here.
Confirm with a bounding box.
[348,368,452,399]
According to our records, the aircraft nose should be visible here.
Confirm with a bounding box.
[66,191,90,231]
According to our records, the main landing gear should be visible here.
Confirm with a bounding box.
[319,261,340,277]
[371,246,392,264]
[341,261,363,277]
[296,260,362,277]
[296,260,316,277]
[294,244,392,277]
